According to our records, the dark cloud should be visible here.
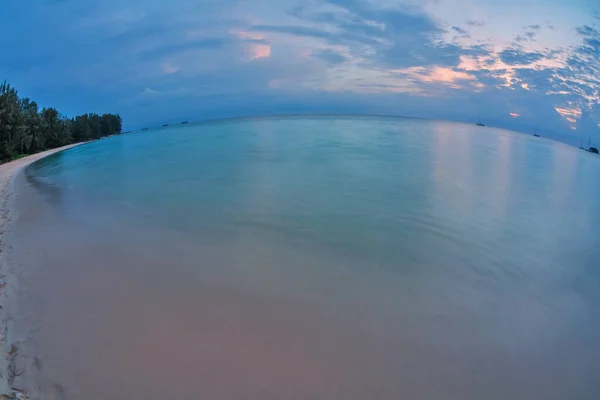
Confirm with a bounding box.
[515,31,537,42]
[537,26,600,130]
[295,0,442,38]
[249,24,381,46]
[583,38,600,53]
[498,49,546,65]
[451,26,468,35]
[576,25,599,37]
[378,41,464,68]
[514,33,533,43]
[291,0,441,39]
[138,38,232,61]
[466,20,485,27]
[284,1,491,70]
[460,43,494,57]
[468,69,507,87]
[311,49,346,65]
[527,24,541,30]
[574,25,600,62]
[358,83,406,89]
[512,68,556,91]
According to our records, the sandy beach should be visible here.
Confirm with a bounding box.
[0,144,81,399]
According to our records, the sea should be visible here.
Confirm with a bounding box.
[7,115,600,399]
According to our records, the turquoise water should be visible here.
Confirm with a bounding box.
[30,115,600,261]
[16,116,600,399]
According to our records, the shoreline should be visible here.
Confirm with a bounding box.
[0,144,82,399]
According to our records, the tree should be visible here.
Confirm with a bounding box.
[20,98,42,154]
[41,107,65,149]
[0,81,25,161]
[71,114,93,142]
[0,80,123,162]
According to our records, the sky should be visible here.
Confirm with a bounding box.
[2,0,599,144]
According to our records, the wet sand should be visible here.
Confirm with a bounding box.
[0,144,81,398]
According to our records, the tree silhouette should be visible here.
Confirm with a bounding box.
[0,80,123,162]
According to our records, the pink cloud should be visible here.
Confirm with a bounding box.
[393,66,477,90]
[161,62,180,75]
[555,106,582,129]
[230,30,266,41]
[555,107,582,118]
[247,44,271,60]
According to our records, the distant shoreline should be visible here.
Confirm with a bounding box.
[0,143,81,399]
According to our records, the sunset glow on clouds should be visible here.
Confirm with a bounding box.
[247,44,271,60]
[1,0,599,144]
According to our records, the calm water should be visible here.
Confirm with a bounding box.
[9,116,600,399]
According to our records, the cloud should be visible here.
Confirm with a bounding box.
[286,0,443,46]
[576,25,599,37]
[498,49,546,65]
[247,43,271,60]
[378,42,465,69]
[515,31,537,42]
[512,68,556,91]
[318,0,440,33]
[555,107,581,119]
[280,1,492,71]
[249,24,381,46]
[161,63,180,75]
[138,38,232,61]
[141,87,159,96]
[451,26,471,40]
[400,66,477,89]
[558,25,600,109]
[2,0,599,143]
[451,26,468,35]
[466,20,485,27]
[311,49,347,65]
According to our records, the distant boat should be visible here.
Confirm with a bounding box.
[585,136,599,153]
[533,134,540,137]
[162,124,169,127]
[181,121,189,124]
[476,117,485,127]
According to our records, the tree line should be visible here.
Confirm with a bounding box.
[0,81,122,162]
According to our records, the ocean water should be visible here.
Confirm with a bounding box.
[9,116,600,399]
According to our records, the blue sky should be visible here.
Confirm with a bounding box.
[2,0,599,144]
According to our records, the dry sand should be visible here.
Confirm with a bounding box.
[0,144,81,399]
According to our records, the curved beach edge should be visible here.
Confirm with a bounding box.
[0,143,82,399]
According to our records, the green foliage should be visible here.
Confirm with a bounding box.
[0,80,123,162]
